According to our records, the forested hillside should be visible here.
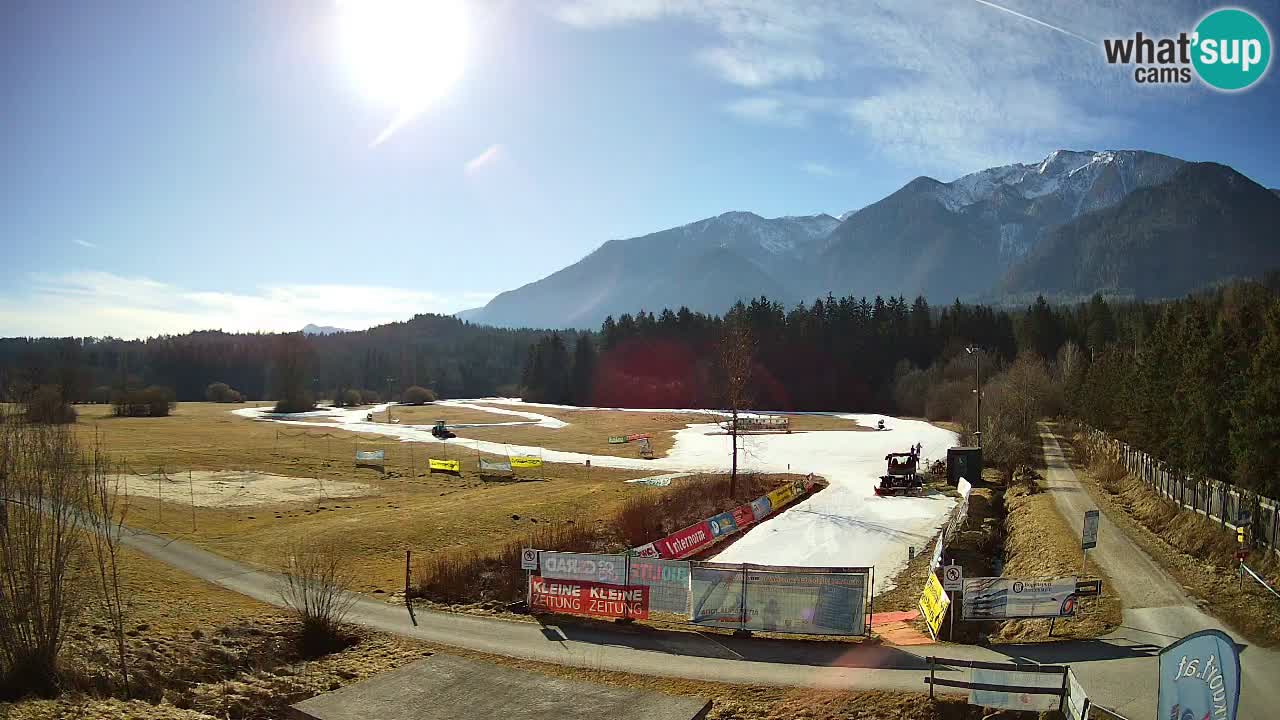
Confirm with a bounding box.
[521,274,1280,497]
[0,314,548,403]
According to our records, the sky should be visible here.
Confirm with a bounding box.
[3,0,1279,338]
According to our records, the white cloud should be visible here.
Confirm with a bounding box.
[464,143,504,174]
[801,162,837,177]
[698,46,823,87]
[73,239,98,249]
[550,0,1200,175]
[0,272,495,339]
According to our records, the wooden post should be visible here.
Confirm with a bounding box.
[928,657,936,699]
[189,469,196,532]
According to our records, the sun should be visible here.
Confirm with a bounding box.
[335,0,470,144]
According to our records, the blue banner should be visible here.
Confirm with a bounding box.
[708,512,738,538]
[1158,629,1241,720]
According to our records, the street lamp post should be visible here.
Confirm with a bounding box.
[386,376,397,421]
[965,346,981,447]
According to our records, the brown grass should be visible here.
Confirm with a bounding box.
[1070,432,1280,647]
[413,473,810,605]
[988,467,1122,643]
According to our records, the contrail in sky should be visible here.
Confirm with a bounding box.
[966,0,1099,47]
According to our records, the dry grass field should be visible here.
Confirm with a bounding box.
[69,402,673,592]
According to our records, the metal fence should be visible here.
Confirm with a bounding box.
[534,550,874,636]
[1085,427,1280,555]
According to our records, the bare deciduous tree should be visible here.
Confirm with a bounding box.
[720,313,755,496]
[278,537,357,655]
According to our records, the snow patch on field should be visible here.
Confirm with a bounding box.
[234,402,957,584]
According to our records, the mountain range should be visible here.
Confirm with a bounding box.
[464,150,1280,329]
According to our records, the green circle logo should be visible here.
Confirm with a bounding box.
[1193,8,1272,91]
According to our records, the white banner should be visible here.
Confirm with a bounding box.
[969,669,1063,712]
[538,552,626,585]
[962,577,1079,619]
[626,558,691,615]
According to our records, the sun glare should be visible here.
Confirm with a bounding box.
[336,0,469,145]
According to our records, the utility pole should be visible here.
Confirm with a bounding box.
[966,345,982,447]
[386,376,397,422]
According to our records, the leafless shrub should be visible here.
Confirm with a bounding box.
[278,538,358,655]
[0,412,90,697]
[82,430,132,697]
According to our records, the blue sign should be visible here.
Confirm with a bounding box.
[750,496,772,521]
[707,512,738,538]
[1158,629,1241,720]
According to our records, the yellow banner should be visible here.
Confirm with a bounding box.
[918,572,950,640]
[428,458,460,472]
[766,485,795,510]
[510,456,543,468]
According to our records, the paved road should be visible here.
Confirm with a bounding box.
[1039,426,1280,719]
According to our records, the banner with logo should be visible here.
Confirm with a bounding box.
[1158,629,1241,720]
[528,576,649,620]
[962,577,1078,620]
[740,568,867,635]
[766,484,796,510]
[750,495,772,521]
[355,450,385,464]
[630,542,660,559]
[626,557,691,615]
[689,564,744,626]
[707,512,738,538]
[510,456,543,468]
[608,435,627,444]
[730,504,756,530]
[538,552,626,585]
[428,458,460,473]
[626,433,651,441]
[918,572,950,639]
[478,458,511,472]
[655,520,714,559]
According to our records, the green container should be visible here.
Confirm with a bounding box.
[947,447,982,486]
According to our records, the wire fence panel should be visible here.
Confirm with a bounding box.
[626,557,692,616]
[1085,426,1280,556]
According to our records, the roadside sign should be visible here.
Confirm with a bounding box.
[1082,510,1100,550]
[1075,578,1103,597]
[520,548,539,571]
[942,564,964,592]
[918,572,950,639]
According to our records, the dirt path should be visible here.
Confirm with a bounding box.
[1039,425,1280,719]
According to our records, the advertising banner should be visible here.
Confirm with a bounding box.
[626,557,691,615]
[631,542,660,559]
[510,456,543,468]
[918,572,950,639]
[766,484,796,510]
[626,433,651,441]
[740,568,867,635]
[750,496,773,521]
[962,577,1078,620]
[689,564,744,627]
[730,504,756,530]
[528,576,649,620]
[538,552,626,585]
[478,458,511,472]
[428,458,460,473]
[968,669,1064,712]
[1158,629,1241,720]
[355,450,385,463]
[804,473,817,492]
[708,512,738,538]
[607,435,627,444]
[655,520,715,559]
